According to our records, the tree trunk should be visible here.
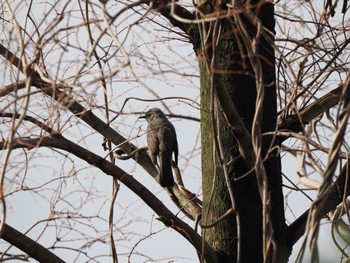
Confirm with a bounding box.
[195,1,289,262]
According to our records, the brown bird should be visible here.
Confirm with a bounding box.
[140,108,178,187]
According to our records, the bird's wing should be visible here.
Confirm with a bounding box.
[157,122,178,165]
[147,126,159,163]
[158,123,174,150]
[157,122,175,187]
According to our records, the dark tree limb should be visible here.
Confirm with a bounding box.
[0,136,219,263]
[0,112,60,136]
[1,223,65,263]
[151,1,196,36]
[278,85,343,134]
[0,81,26,97]
[287,160,350,246]
[138,0,199,47]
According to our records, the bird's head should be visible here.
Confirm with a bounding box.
[139,108,165,122]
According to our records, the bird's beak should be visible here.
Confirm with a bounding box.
[138,114,146,119]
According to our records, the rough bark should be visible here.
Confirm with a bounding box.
[196,1,289,262]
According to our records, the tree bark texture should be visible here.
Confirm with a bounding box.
[194,1,289,262]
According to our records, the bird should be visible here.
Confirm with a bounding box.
[140,108,178,187]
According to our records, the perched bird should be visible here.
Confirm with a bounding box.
[140,108,178,187]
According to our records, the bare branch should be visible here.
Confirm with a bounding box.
[0,81,26,97]
[0,136,219,263]
[287,159,350,246]
[147,1,196,37]
[1,222,65,263]
[0,111,60,136]
[279,85,343,134]
[0,43,202,222]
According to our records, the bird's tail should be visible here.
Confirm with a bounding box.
[159,153,175,187]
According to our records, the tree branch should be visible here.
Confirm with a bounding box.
[0,44,23,72]
[0,41,153,180]
[0,136,219,263]
[0,111,60,136]
[149,0,196,37]
[0,43,202,221]
[0,81,26,97]
[287,159,350,246]
[284,84,348,245]
[1,222,65,263]
[278,85,343,134]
